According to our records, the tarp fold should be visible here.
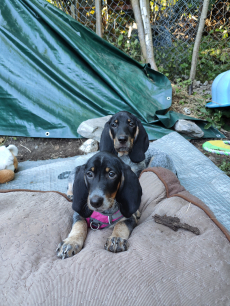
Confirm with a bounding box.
[0,0,221,139]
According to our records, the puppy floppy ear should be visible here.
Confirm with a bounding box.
[99,121,117,155]
[116,164,142,218]
[129,118,149,163]
[72,165,92,218]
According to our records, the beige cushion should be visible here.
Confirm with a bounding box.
[0,168,230,306]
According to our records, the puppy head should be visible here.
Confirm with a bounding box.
[99,111,149,163]
[72,151,142,218]
[85,152,122,213]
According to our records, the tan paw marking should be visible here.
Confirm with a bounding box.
[104,237,129,253]
[56,238,83,259]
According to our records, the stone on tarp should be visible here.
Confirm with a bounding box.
[79,139,99,154]
[77,115,112,142]
[174,119,204,138]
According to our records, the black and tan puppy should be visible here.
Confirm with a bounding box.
[99,111,149,163]
[56,151,142,259]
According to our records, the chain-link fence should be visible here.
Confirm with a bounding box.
[47,0,230,81]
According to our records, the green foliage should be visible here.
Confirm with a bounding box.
[46,0,230,83]
[197,107,230,130]
[219,159,230,176]
[156,36,230,82]
[115,34,141,60]
[102,11,142,62]
[176,78,192,87]
[196,34,230,81]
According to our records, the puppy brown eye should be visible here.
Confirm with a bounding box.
[108,171,116,178]
[86,171,94,179]
[111,122,117,128]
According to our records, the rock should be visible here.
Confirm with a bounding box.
[174,119,204,138]
[208,156,217,164]
[183,107,191,115]
[220,128,228,134]
[192,80,212,96]
[193,80,201,88]
[196,89,203,95]
[79,139,99,154]
[77,115,112,142]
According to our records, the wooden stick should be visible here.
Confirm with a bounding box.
[153,214,200,235]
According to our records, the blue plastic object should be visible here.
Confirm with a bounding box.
[206,70,230,108]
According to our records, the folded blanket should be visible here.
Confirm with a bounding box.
[0,168,229,306]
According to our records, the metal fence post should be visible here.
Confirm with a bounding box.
[95,0,102,37]
[189,0,210,94]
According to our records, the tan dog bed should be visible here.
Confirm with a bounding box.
[0,168,230,306]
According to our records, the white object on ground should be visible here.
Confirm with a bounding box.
[77,115,112,142]
[0,145,18,171]
[174,119,204,138]
[79,139,99,154]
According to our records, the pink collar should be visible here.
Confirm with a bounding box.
[86,210,123,230]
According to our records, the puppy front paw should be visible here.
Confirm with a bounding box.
[56,237,83,259]
[104,237,129,253]
[67,194,73,201]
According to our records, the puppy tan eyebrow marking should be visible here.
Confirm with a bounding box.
[127,119,131,123]
[114,120,118,123]
[108,181,120,199]
[109,129,114,140]
[105,167,110,172]
[134,126,139,140]
[91,167,95,172]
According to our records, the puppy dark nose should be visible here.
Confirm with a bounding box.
[118,135,128,144]
[90,195,103,208]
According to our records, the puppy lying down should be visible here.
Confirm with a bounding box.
[57,152,142,259]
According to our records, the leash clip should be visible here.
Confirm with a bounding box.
[90,221,100,231]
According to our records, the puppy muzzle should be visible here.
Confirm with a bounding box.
[90,195,103,208]
[88,191,115,212]
[114,137,132,153]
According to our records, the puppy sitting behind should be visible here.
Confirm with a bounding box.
[99,111,177,176]
[99,111,149,176]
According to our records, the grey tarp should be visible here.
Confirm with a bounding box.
[1,132,230,234]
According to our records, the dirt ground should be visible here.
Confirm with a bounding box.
[0,82,229,175]
[0,136,86,162]
[1,129,229,172]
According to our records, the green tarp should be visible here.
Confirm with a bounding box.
[0,0,222,139]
